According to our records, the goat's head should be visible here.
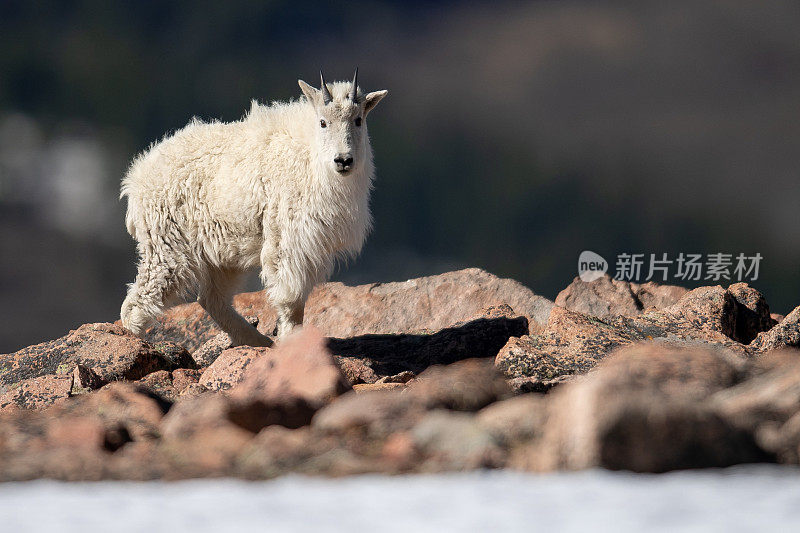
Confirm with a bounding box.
[299,69,387,175]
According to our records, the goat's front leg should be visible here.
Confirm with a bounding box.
[260,241,307,339]
[275,300,305,338]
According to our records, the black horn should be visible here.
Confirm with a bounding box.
[319,70,332,105]
[350,67,359,102]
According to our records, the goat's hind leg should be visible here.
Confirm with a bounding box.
[121,257,182,335]
[198,268,273,347]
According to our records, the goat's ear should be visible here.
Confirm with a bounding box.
[298,80,318,106]
[363,90,387,116]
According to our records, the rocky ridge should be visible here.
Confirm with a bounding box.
[0,268,797,480]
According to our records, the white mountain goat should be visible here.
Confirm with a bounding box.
[120,69,387,346]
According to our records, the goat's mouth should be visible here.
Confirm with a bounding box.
[335,165,353,174]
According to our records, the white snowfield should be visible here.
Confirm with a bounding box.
[4,467,800,532]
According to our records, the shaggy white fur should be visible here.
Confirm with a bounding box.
[120,74,387,346]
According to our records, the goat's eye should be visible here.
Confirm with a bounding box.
[320,119,327,128]
[354,117,362,127]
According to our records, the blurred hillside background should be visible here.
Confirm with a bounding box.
[1,0,798,352]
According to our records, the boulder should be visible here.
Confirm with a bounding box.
[65,382,171,442]
[352,382,406,393]
[495,306,637,379]
[226,327,351,431]
[526,343,765,472]
[555,275,642,318]
[191,316,260,367]
[476,394,547,445]
[555,275,687,319]
[335,355,379,385]
[498,285,757,381]
[727,283,777,344]
[328,304,528,379]
[134,368,202,402]
[235,426,338,479]
[308,268,552,337]
[312,388,426,437]
[410,410,503,470]
[199,346,264,391]
[0,323,194,387]
[406,358,511,411]
[633,281,690,311]
[171,369,201,394]
[136,370,174,401]
[711,349,800,460]
[145,269,553,349]
[159,394,255,477]
[71,364,105,393]
[0,374,73,410]
[191,332,235,367]
[592,395,771,473]
[751,307,800,352]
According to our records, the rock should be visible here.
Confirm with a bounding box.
[632,281,689,311]
[171,368,201,393]
[711,349,800,458]
[0,323,194,387]
[46,415,108,451]
[751,307,800,352]
[192,332,234,367]
[335,356,379,385]
[554,275,687,319]
[476,394,547,445]
[727,283,777,344]
[136,370,175,400]
[0,381,172,481]
[226,327,351,432]
[134,368,201,402]
[235,426,336,479]
[406,359,511,411]
[199,346,263,391]
[160,394,238,441]
[593,394,772,473]
[158,328,354,476]
[583,343,746,400]
[410,410,502,470]
[495,306,637,380]
[191,316,260,366]
[308,269,552,337]
[145,269,553,349]
[150,340,196,371]
[328,305,528,379]
[353,382,406,393]
[498,285,756,381]
[0,374,73,410]
[376,371,415,384]
[555,275,642,318]
[66,382,171,442]
[506,375,574,394]
[178,383,208,399]
[0,407,119,481]
[71,365,105,393]
[663,285,737,339]
[159,394,255,476]
[528,344,762,472]
[312,388,426,437]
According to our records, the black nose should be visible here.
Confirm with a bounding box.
[334,154,354,171]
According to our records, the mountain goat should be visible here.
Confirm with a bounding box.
[120,70,387,346]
